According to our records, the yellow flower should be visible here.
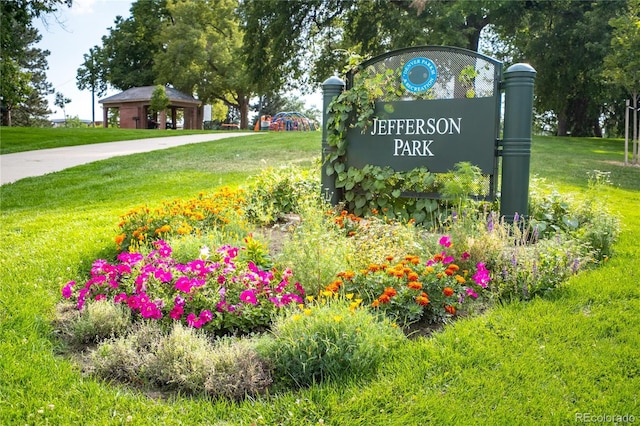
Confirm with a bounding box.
[333,315,343,322]
[346,293,354,300]
[292,314,302,321]
[304,309,312,316]
[306,295,315,302]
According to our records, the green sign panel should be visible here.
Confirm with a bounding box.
[346,97,497,174]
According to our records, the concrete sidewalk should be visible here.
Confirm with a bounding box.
[0,132,256,185]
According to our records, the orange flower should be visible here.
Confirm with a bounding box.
[415,292,430,306]
[407,281,423,290]
[445,305,457,315]
[114,234,126,245]
[372,300,380,308]
[368,263,381,272]
[383,287,397,297]
[338,270,356,280]
[378,294,391,304]
[407,271,419,281]
[325,279,343,293]
[455,275,466,284]
[444,268,455,276]
[443,287,454,297]
[385,255,394,262]
[405,255,420,265]
[433,253,444,262]
[448,264,460,271]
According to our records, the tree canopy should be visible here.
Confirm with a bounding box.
[1,0,71,126]
[242,0,631,137]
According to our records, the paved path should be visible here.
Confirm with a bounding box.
[0,133,256,186]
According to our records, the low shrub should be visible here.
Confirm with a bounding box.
[528,172,620,261]
[244,164,320,226]
[262,296,405,388]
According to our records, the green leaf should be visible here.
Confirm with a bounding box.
[325,163,334,176]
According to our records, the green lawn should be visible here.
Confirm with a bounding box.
[0,131,638,424]
[0,126,220,155]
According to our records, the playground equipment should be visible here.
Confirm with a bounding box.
[254,111,317,131]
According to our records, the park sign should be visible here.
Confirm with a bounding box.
[346,46,503,178]
[321,46,536,222]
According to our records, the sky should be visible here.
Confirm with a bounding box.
[35,0,134,121]
[34,0,322,122]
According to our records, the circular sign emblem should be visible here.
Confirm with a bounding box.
[401,57,437,93]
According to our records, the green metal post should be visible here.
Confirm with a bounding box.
[321,76,345,205]
[500,63,536,223]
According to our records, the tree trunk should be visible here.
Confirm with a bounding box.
[557,113,568,136]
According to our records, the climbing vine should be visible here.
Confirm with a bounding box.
[323,57,457,223]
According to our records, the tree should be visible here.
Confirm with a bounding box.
[1,15,55,126]
[603,0,640,163]
[241,0,497,92]
[54,92,71,122]
[93,0,171,90]
[154,0,255,128]
[76,47,107,126]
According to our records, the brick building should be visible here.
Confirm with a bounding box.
[99,86,201,129]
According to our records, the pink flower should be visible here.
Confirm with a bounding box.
[170,305,184,320]
[465,287,478,299]
[154,240,172,258]
[240,289,258,305]
[114,293,128,303]
[461,252,470,261]
[186,313,202,328]
[140,302,159,318]
[94,294,107,301]
[439,235,452,248]
[62,282,75,299]
[472,262,491,288]
[199,310,213,323]
[175,276,192,293]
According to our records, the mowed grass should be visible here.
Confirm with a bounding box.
[0,131,639,424]
[0,126,218,154]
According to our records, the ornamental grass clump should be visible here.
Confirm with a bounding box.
[65,299,132,344]
[326,235,491,325]
[263,295,405,388]
[91,323,272,399]
[62,240,304,335]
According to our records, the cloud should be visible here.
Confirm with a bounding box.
[71,0,97,16]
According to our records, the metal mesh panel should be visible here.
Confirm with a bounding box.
[350,47,500,101]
